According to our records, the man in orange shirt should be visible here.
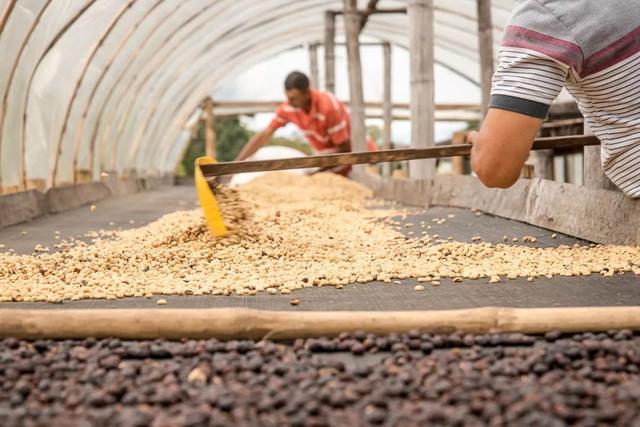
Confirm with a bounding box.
[235,71,377,175]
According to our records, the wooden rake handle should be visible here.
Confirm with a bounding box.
[200,135,600,177]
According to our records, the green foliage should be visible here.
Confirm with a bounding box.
[178,124,205,177]
[178,115,310,176]
[367,124,382,145]
[215,116,253,162]
[465,120,481,131]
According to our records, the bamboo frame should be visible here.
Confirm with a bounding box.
[3,0,505,190]
[19,1,98,190]
[344,0,367,153]
[0,0,52,193]
[308,42,320,88]
[476,0,494,117]
[382,41,393,177]
[408,0,435,180]
[324,10,336,93]
[51,1,135,187]
[1,306,639,340]
[450,131,466,175]
[80,0,164,183]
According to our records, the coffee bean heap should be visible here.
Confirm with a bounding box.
[0,330,639,426]
[1,172,640,303]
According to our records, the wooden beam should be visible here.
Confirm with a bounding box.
[215,112,475,122]
[531,149,555,180]
[408,0,435,180]
[324,11,336,93]
[542,118,584,128]
[358,1,407,32]
[476,0,494,117]
[335,41,396,47]
[25,179,46,192]
[332,8,407,15]
[203,98,216,159]
[382,41,393,177]
[200,135,600,177]
[308,43,320,89]
[344,0,368,155]
[212,100,481,112]
[583,121,617,191]
[359,0,380,30]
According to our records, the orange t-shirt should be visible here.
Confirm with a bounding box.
[268,89,377,153]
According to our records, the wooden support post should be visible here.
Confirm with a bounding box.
[476,0,494,117]
[309,43,320,89]
[382,41,393,177]
[324,11,336,94]
[451,131,466,175]
[408,0,435,180]
[344,0,368,155]
[583,122,617,191]
[25,179,46,192]
[521,164,535,179]
[531,150,555,180]
[203,98,216,160]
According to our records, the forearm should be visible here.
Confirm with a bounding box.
[309,141,351,175]
[470,131,527,188]
[235,130,271,161]
[470,109,542,189]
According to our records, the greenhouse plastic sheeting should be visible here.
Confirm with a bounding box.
[0,0,513,193]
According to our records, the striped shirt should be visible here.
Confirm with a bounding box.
[490,0,640,197]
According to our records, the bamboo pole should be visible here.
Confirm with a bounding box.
[324,11,336,94]
[408,0,435,180]
[476,0,494,117]
[200,135,599,177]
[1,306,639,340]
[309,43,320,89]
[450,131,466,175]
[344,0,367,154]
[203,98,216,159]
[382,41,393,177]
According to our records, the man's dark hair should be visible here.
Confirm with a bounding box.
[284,71,310,91]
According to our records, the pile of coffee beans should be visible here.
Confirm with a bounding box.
[1,330,639,426]
[2,172,639,304]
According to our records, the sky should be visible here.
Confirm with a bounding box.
[213,44,481,146]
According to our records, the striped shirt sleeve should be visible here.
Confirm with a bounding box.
[489,47,569,119]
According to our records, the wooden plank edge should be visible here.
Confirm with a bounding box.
[356,172,640,245]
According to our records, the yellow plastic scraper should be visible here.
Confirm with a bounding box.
[195,156,228,237]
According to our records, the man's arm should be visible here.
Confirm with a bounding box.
[468,108,543,188]
[235,127,275,161]
[309,141,351,175]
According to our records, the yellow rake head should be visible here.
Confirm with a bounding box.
[194,156,228,237]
